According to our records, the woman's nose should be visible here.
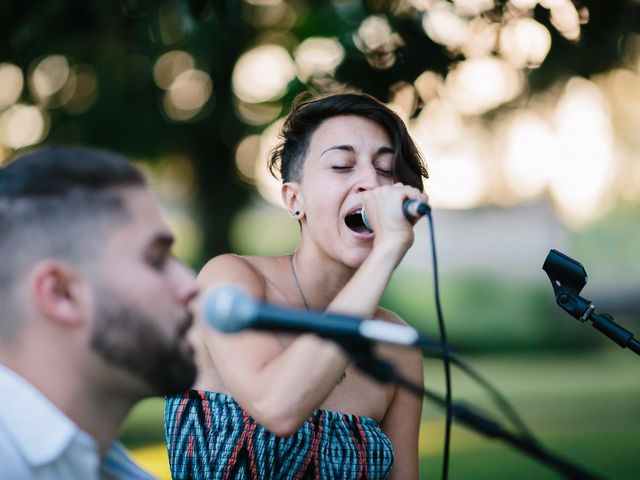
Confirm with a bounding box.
[355,164,381,192]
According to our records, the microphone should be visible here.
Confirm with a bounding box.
[201,285,433,348]
[361,199,431,232]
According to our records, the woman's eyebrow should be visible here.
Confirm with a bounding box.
[320,145,354,157]
[375,146,394,156]
[320,145,394,158]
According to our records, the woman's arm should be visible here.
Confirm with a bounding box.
[197,184,427,436]
[196,254,350,436]
[377,310,424,480]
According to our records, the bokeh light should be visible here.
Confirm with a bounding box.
[65,65,98,114]
[422,2,470,50]
[501,111,556,199]
[234,134,262,183]
[153,51,195,90]
[444,56,524,115]
[29,55,71,105]
[500,18,552,68]
[232,45,296,103]
[0,63,24,110]
[163,69,213,121]
[354,15,404,69]
[294,37,345,82]
[0,104,48,149]
[548,78,615,226]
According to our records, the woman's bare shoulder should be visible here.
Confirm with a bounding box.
[198,254,287,301]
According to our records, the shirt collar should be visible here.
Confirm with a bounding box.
[0,363,94,466]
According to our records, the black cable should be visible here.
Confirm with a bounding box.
[425,210,453,480]
[446,351,538,443]
[419,343,539,444]
[392,374,603,480]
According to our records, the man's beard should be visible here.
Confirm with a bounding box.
[90,285,196,396]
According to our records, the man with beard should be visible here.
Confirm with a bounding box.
[0,147,199,479]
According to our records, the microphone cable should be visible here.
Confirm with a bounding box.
[420,346,538,444]
[422,209,542,477]
[424,209,453,480]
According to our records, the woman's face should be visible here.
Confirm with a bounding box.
[294,114,396,267]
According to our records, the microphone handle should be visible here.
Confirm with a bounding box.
[362,199,430,232]
[403,199,431,219]
[255,304,363,338]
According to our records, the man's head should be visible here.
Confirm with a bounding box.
[268,92,428,190]
[0,147,198,397]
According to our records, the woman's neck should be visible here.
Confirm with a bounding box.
[291,243,356,311]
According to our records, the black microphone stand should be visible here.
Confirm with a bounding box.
[543,249,640,357]
[337,339,603,480]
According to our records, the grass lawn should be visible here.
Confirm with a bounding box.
[120,348,640,479]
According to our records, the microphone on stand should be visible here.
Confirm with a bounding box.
[201,285,436,349]
[361,199,431,232]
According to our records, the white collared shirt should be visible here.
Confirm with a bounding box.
[0,364,155,480]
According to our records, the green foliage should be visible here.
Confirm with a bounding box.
[381,268,598,352]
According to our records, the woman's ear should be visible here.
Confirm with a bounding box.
[31,260,86,328]
[282,182,305,220]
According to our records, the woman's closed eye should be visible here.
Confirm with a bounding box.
[332,165,353,170]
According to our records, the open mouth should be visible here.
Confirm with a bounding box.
[344,208,370,234]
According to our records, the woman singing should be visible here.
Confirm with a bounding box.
[165,92,429,479]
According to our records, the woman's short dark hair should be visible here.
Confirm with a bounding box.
[268,92,428,191]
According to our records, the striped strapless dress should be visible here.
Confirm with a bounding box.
[164,390,394,479]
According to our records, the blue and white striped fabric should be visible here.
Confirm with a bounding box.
[165,390,394,480]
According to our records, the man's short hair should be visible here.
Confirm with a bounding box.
[0,146,145,340]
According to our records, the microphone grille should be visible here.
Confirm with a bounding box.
[201,285,257,333]
[361,208,374,232]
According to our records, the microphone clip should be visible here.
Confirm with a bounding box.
[543,249,640,356]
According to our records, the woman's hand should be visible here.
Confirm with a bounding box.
[362,183,429,260]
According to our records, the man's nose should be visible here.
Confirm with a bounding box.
[172,261,199,305]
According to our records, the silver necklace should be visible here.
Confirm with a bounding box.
[290,252,346,384]
[290,252,310,311]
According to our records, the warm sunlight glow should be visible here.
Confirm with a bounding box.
[548,78,615,226]
[444,56,524,115]
[411,102,489,209]
[232,45,296,104]
[502,111,556,198]
[423,149,489,209]
[0,63,24,110]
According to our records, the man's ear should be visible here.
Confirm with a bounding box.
[281,182,305,220]
[31,260,86,328]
